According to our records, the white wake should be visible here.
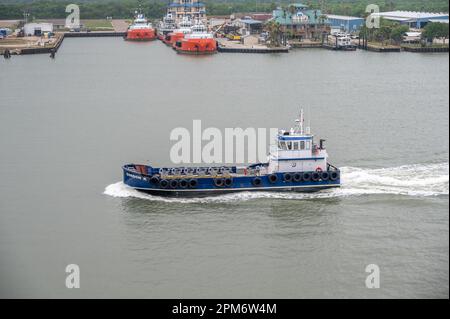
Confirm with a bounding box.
[103,163,449,203]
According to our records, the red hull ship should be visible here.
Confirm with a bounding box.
[126,13,156,41]
[174,22,217,55]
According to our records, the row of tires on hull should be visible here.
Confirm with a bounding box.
[149,176,199,189]
[253,171,340,186]
[148,170,340,190]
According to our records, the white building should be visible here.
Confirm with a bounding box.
[371,11,449,29]
[23,23,53,36]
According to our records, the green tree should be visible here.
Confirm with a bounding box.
[390,24,409,44]
[422,22,449,44]
[266,20,282,47]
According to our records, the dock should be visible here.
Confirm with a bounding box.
[218,45,289,53]
[322,44,357,51]
[216,38,289,54]
[63,31,126,38]
[358,43,401,52]
[1,33,65,55]
[289,40,323,49]
[401,45,449,53]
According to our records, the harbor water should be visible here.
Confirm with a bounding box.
[0,38,448,298]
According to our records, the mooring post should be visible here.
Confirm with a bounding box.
[3,49,11,59]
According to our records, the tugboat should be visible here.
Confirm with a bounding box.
[157,13,176,41]
[163,17,192,46]
[174,21,217,54]
[126,12,156,41]
[123,111,341,197]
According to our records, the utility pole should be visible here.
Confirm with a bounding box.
[23,11,30,24]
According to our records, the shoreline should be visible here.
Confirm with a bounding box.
[2,32,449,56]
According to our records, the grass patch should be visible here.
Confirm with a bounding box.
[401,43,449,48]
[83,19,113,31]
[367,41,401,49]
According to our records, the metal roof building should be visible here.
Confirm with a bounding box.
[326,14,365,33]
[371,11,449,28]
[23,23,53,36]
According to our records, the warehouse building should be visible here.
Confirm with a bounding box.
[326,14,365,33]
[23,23,53,36]
[236,17,263,35]
[371,11,449,29]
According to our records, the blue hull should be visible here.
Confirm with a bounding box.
[123,164,341,198]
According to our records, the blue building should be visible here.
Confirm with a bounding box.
[326,14,365,33]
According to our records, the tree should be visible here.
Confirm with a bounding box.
[422,22,449,44]
[266,20,282,47]
[390,24,409,44]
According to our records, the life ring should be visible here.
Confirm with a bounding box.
[316,167,323,173]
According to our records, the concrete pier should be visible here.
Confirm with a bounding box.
[216,38,289,54]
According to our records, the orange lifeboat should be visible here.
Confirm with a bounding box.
[175,22,217,55]
[126,13,156,41]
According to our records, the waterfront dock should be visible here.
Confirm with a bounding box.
[63,31,126,38]
[358,43,402,52]
[216,38,289,54]
[289,40,323,49]
[1,33,64,55]
[401,45,449,53]
[1,30,128,56]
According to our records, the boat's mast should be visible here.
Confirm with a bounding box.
[299,109,304,135]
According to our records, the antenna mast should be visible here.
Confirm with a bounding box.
[300,109,304,134]
[295,109,305,135]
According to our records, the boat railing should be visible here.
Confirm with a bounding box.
[327,163,339,171]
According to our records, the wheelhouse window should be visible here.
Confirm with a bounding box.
[287,142,293,150]
[278,141,288,150]
[300,141,305,150]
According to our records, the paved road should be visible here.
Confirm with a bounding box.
[111,20,129,32]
